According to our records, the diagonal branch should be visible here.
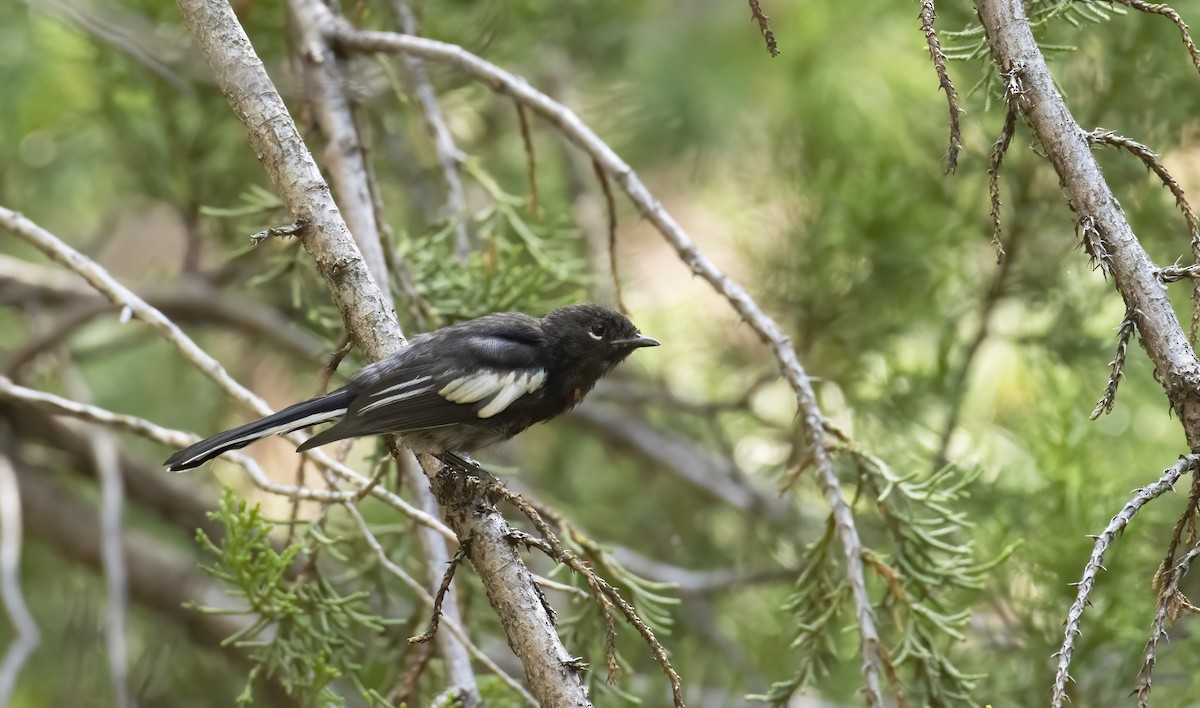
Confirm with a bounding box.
[1107,0,1200,77]
[976,0,1200,449]
[326,24,884,703]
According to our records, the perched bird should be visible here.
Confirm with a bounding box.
[164,304,659,472]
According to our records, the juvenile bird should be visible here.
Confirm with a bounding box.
[164,304,658,472]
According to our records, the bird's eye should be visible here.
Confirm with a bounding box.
[588,322,606,340]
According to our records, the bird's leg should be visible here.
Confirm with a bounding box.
[436,451,496,482]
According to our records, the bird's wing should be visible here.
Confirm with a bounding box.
[298,323,552,449]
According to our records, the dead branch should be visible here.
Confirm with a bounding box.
[919,0,961,173]
[1135,542,1200,706]
[747,0,779,57]
[987,73,1019,263]
[1090,307,1138,419]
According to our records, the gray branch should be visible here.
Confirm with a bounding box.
[392,0,472,262]
[0,452,39,706]
[977,0,1200,448]
[174,1,589,703]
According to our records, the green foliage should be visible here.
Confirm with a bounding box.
[191,490,394,706]
[8,0,1200,704]
[761,453,1013,706]
[396,161,588,325]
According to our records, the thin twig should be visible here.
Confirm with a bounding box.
[1087,128,1200,342]
[409,541,471,645]
[747,0,779,57]
[0,451,39,705]
[392,0,473,261]
[1135,543,1200,706]
[1158,263,1200,281]
[1050,455,1198,708]
[288,0,392,292]
[1077,214,1112,276]
[0,376,456,539]
[497,486,685,706]
[987,73,1020,263]
[1106,0,1200,77]
[1090,307,1138,419]
[591,158,626,314]
[919,0,961,173]
[515,101,542,220]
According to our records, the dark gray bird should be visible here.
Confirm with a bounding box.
[164,304,659,471]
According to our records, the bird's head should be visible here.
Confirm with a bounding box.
[543,304,659,382]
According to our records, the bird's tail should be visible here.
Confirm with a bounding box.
[164,389,354,472]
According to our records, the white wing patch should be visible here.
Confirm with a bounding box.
[439,370,547,418]
[359,375,435,414]
[477,370,547,418]
[372,375,433,398]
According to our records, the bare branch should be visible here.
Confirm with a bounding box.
[0,451,39,705]
[289,0,392,293]
[392,0,473,261]
[1107,0,1200,77]
[0,375,456,540]
[174,0,404,359]
[340,501,538,706]
[515,101,542,220]
[919,0,961,173]
[1050,455,1197,708]
[1135,543,1200,706]
[976,0,1200,450]
[397,451,479,699]
[987,72,1019,263]
[409,541,471,645]
[1087,129,1200,238]
[497,485,684,705]
[590,158,626,313]
[1158,263,1200,281]
[419,454,592,706]
[747,0,779,57]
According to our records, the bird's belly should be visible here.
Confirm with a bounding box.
[400,424,523,454]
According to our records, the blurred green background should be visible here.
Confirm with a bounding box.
[3,0,1200,705]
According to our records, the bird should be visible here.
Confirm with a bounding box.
[164,304,659,472]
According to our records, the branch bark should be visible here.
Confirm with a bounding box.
[175,0,402,358]
[0,451,38,706]
[174,1,590,703]
[977,0,1200,448]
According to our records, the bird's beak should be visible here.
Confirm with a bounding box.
[613,334,660,348]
